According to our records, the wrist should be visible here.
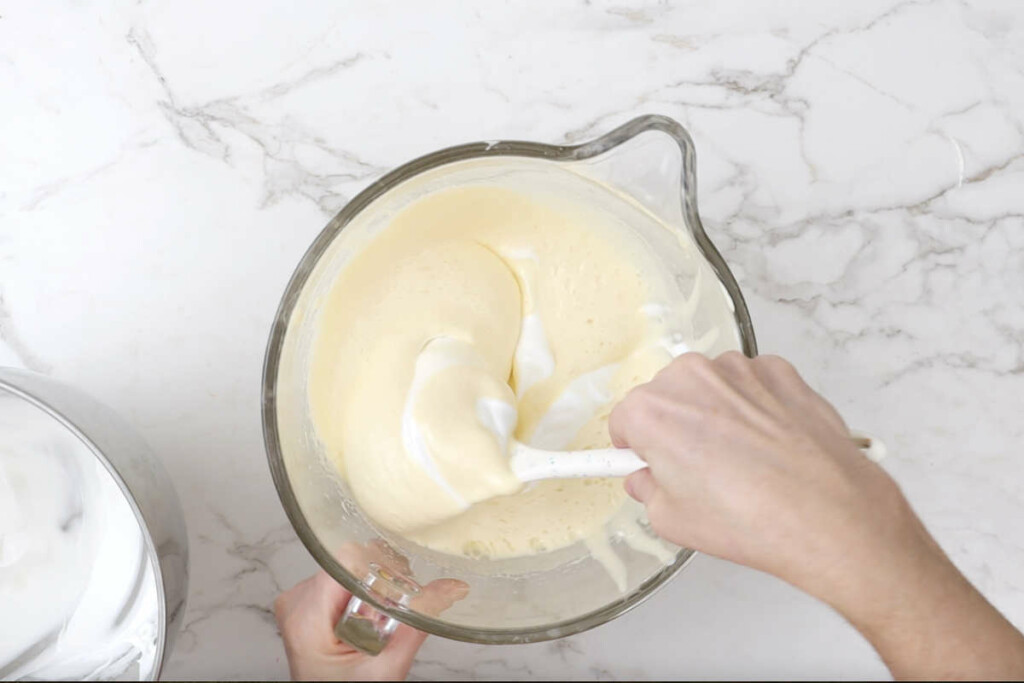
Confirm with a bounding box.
[767,472,927,619]
[815,486,959,629]
[834,517,962,637]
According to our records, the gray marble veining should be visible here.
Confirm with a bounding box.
[2,0,1022,679]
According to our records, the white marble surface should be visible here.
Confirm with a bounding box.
[3,0,1024,679]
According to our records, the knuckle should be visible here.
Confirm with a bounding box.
[676,351,712,371]
[757,354,798,377]
[715,349,747,366]
[615,386,673,433]
[639,392,692,440]
[715,350,754,374]
[610,386,646,434]
[613,384,645,416]
[616,386,656,423]
[665,352,714,382]
[632,386,671,419]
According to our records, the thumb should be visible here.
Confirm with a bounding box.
[625,468,658,503]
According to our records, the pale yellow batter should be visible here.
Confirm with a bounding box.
[310,185,690,558]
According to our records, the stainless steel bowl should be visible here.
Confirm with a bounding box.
[0,367,189,680]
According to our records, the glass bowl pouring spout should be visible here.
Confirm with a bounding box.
[544,115,756,356]
[262,114,758,650]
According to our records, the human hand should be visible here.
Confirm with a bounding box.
[609,351,908,604]
[609,351,1024,679]
[274,543,467,681]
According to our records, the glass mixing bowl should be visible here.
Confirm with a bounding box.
[262,114,757,652]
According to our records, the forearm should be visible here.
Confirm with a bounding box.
[860,562,1024,679]
[822,501,1024,680]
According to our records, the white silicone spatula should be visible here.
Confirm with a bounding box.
[507,442,648,481]
[507,434,884,482]
[409,336,886,487]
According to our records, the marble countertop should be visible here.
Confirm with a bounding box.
[3,0,1023,679]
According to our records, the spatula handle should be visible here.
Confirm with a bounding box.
[511,445,647,482]
[510,433,886,482]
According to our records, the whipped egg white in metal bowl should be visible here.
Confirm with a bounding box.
[0,368,188,681]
